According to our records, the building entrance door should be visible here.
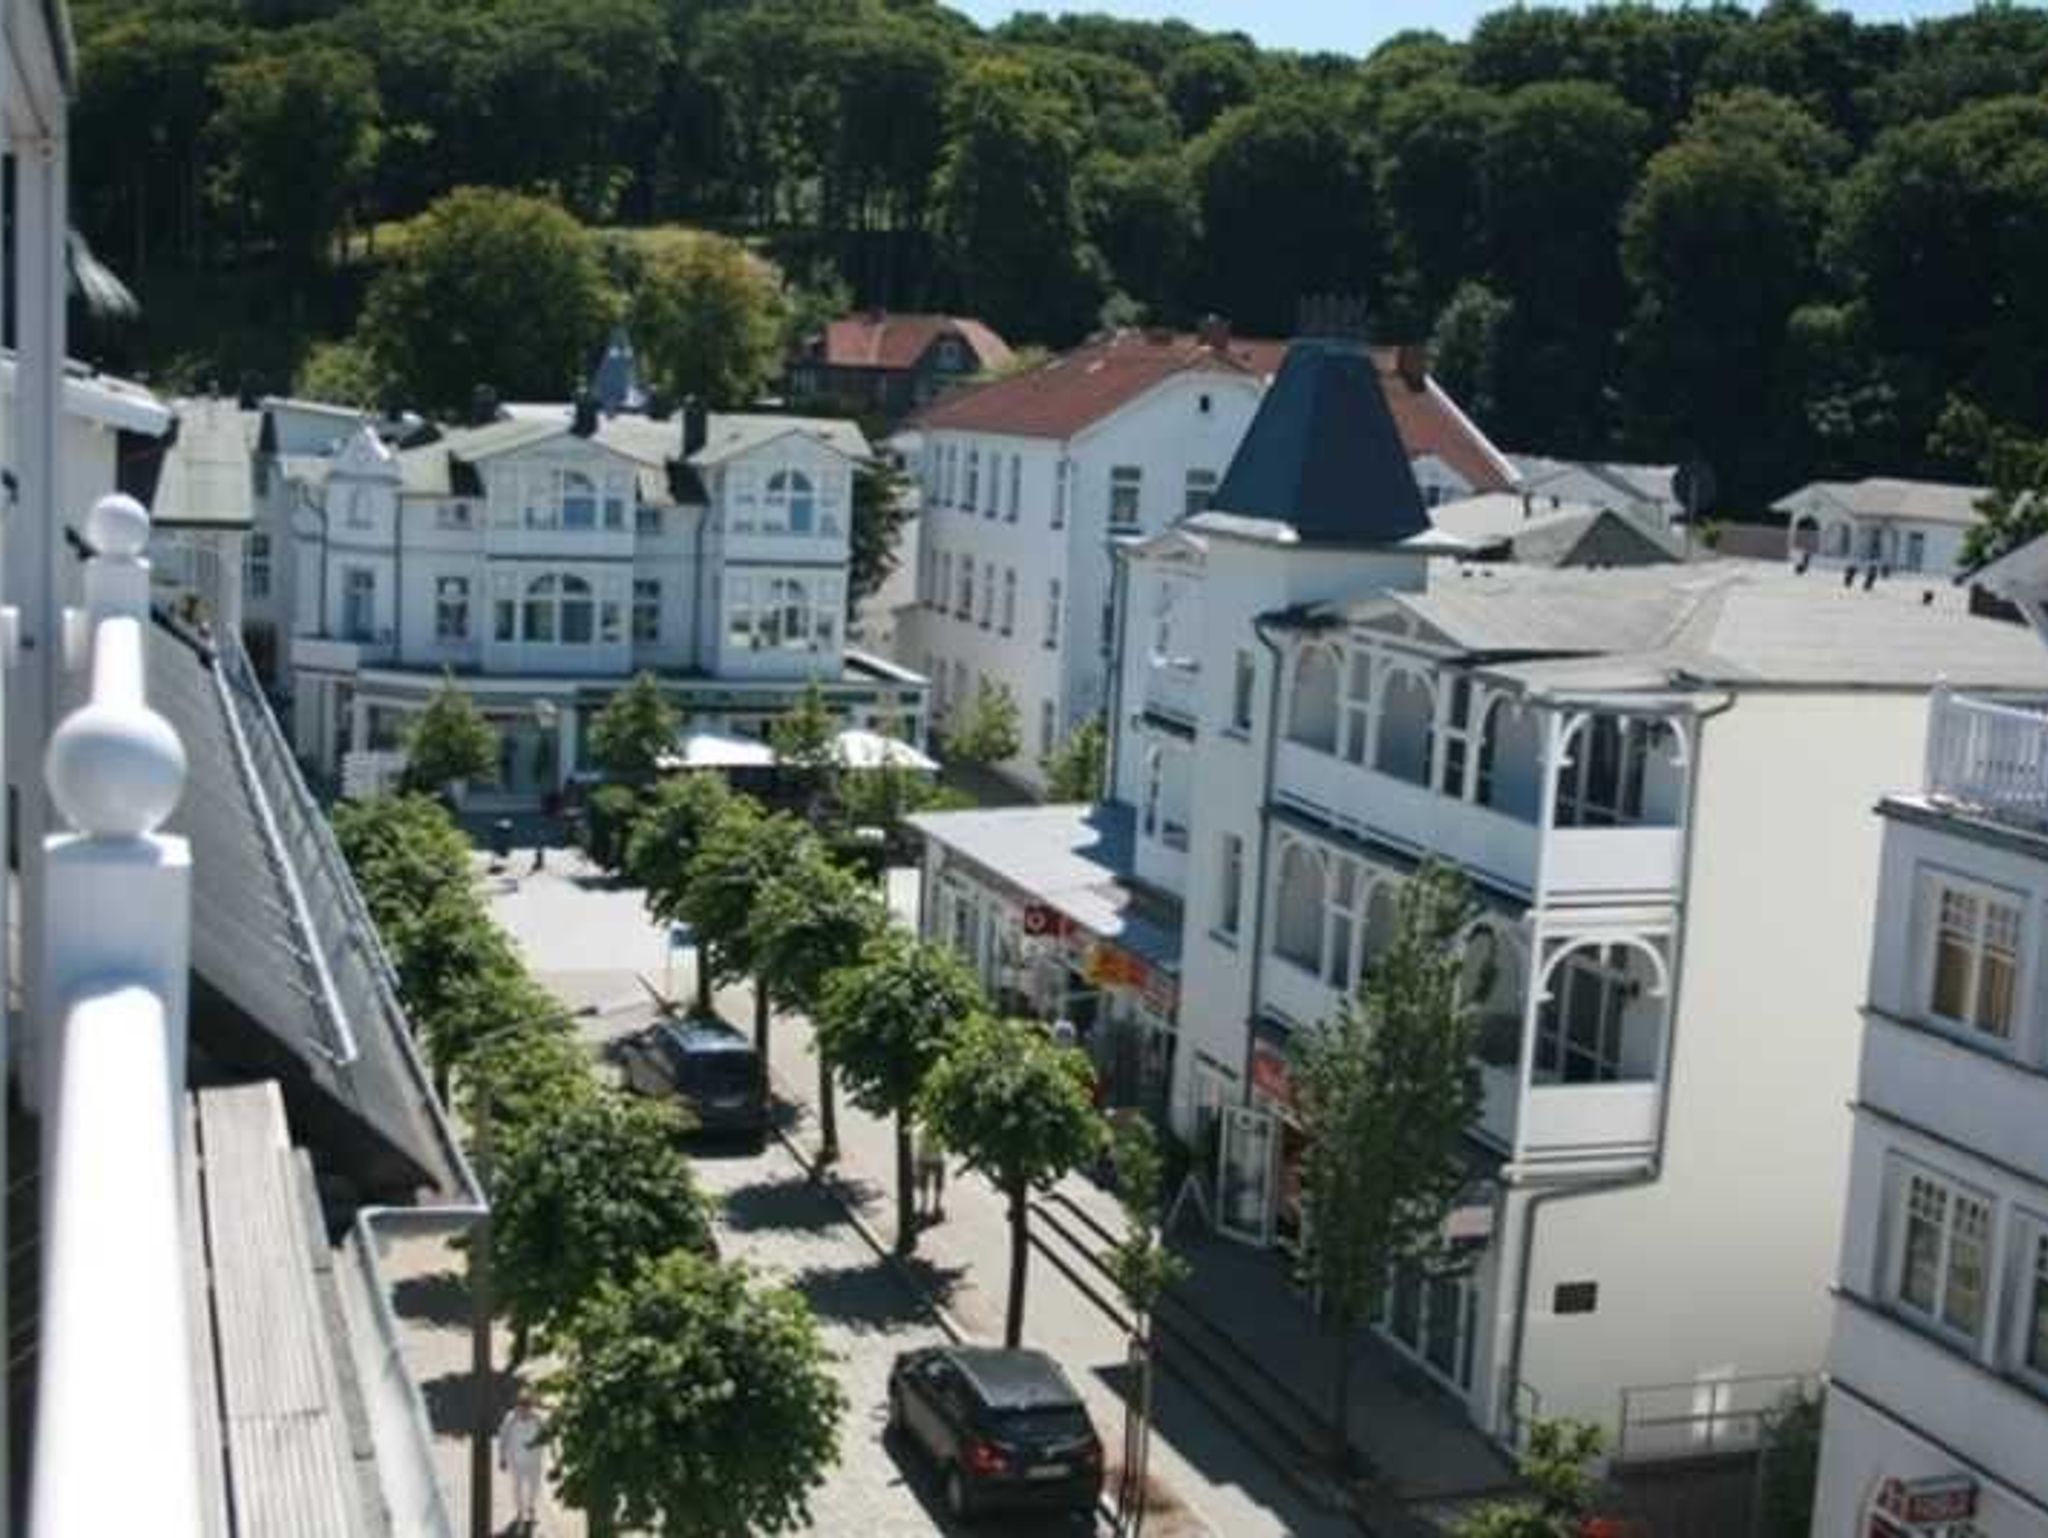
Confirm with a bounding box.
[1216,1106,1277,1246]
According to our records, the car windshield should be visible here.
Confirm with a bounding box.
[679,1052,757,1093]
[989,1405,1090,1442]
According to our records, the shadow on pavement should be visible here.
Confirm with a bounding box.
[720,1174,840,1233]
[390,1268,472,1331]
[419,1364,523,1439]
[788,1261,933,1335]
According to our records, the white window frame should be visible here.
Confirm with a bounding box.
[1045,578,1063,650]
[1218,832,1244,939]
[1184,468,1218,519]
[1109,465,1142,530]
[243,531,272,601]
[1000,568,1017,636]
[1920,870,2026,1051]
[340,565,377,640]
[1008,454,1022,522]
[1039,699,1057,758]
[1052,458,1069,530]
[1884,1156,1995,1348]
[632,578,662,645]
[965,448,981,509]
[979,561,995,628]
[434,575,470,641]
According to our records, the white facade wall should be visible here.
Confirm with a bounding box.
[1812,805,2048,1537]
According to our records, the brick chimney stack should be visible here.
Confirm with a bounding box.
[1395,342,1429,390]
[1198,313,1232,352]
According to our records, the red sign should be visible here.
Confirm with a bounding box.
[1249,1040,1295,1110]
[1022,903,1066,939]
[1874,1476,1977,1527]
[1083,943,1148,992]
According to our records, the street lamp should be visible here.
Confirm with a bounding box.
[457,1000,599,1538]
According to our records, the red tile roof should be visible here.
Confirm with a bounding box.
[818,313,1013,374]
[912,329,1513,493]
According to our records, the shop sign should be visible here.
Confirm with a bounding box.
[1141,967,1178,1017]
[1083,943,1149,992]
[1022,903,1068,940]
[1249,1039,1295,1109]
[1873,1476,1977,1528]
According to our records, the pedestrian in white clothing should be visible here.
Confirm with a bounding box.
[497,1385,546,1533]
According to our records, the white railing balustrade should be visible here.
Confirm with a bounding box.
[31,494,202,1538]
[1924,683,2048,824]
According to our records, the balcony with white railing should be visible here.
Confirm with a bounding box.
[33,495,204,1538]
[1923,684,2048,829]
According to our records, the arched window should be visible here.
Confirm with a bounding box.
[1273,842,1326,973]
[761,576,810,649]
[561,471,597,530]
[1287,646,1340,752]
[521,573,594,643]
[1360,882,1399,981]
[769,470,816,534]
[1375,670,1435,785]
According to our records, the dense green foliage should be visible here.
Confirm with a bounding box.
[587,671,681,781]
[549,1250,844,1538]
[1453,1419,1606,1538]
[943,676,1022,768]
[72,0,2048,504]
[402,674,497,792]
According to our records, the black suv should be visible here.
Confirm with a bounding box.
[615,1018,767,1142]
[887,1345,1102,1523]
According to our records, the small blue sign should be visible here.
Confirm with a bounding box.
[668,924,693,950]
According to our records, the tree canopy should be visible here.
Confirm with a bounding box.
[402,674,497,792]
[74,0,2048,500]
[587,671,681,782]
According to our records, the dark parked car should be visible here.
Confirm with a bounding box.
[887,1345,1102,1523]
[615,1018,767,1141]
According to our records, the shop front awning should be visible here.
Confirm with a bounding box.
[834,727,938,772]
[661,730,778,770]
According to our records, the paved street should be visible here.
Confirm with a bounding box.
[484,844,1360,1538]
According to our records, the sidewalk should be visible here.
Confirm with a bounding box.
[712,977,1361,1538]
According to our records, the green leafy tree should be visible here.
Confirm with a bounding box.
[626,772,737,1010]
[580,782,645,876]
[1076,151,1194,320]
[458,1021,600,1157]
[1041,715,1106,802]
[548,1250,844,1538]
[1102,1113,1187,1529]
[626,229,786,408]
[1376,81,1503,325]
[294,338,386,408]
[1160,39,1258,137]
[209,41,380,267]
[1188,88,1382,336]
[491,1089,714,1350]
[768,680,841,827]
[1755,1389,1824,1538]
[1453,1419,1606,1538]
[933,55,1098,341]
[402,674,497,793]
[333,792,473,930]
[813,931,982,1252]
[849,461,912,615]
[1290,860,1485,1466]
[357,187,615,413]
[1429,280,1513,431]
[1934,399,2048,567]
[682,800,810,1062]
[944,677,1022,769]
[922,1016,1105,1346]
[588,671,680,781]
[751,844,885,1165]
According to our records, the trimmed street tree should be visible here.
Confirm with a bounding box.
[457,1020,600,1156]
[491,1089,715,1354]
[333,792,474,930]
[944,676,1022,768]
[849,460,913,612]
[768,679,841,828]
[549,1250,843,1538]
[751,843,886,1166]
[626,772,737,1011]
[1289,859,1485,1468]
[402,674,497,794]
[1452,1419,1605,1538]
[587,670,680,781]
[1102,1112,1187,1530]
[922,1016,1106,1346]
[813,931,983,1252]
[681,798,810,1064]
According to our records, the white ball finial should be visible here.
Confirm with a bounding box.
[87,493,150,559]
[46,700,187,837]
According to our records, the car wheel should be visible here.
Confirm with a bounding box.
[945,1467,974,1523]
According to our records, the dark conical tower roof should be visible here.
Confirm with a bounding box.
[1210,336,1431,546]
[591,325,646,415]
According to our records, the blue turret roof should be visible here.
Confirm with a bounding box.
[1211,336,1433,547]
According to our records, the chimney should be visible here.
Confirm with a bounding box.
[1198,314,1232,352]
[1395,342,1429,390]
[571,387,599,437]
[681,396,708,458]
[470,383,500,426]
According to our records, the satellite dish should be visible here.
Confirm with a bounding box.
[1672,462,1717,520]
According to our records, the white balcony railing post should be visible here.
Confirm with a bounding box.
[31,494,202,1538]
[1925,688,2048,823]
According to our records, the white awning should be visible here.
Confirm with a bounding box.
[835,728,937,772]
[659,731,777,770]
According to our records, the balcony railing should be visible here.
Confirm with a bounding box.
[33,496,202,1538]
[1925,685,2048,826]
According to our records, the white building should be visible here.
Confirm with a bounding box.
[1510,455,1682,526]
[1778,476,1987,579]
[898,324,1513,794]
[911,335,2048,1465]
[1810,537,2048,1538]
[262,391,927,797]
